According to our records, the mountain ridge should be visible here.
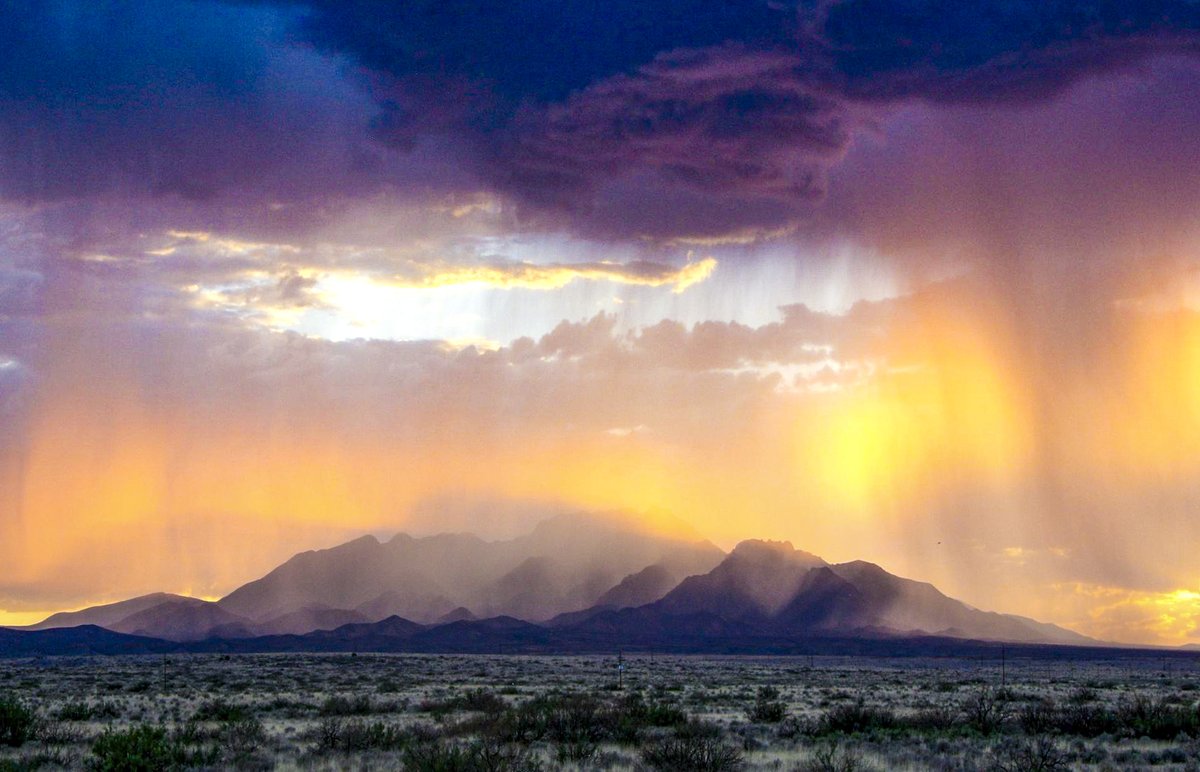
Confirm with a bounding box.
[9,514,1092,648]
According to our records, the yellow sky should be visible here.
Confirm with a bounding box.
[3,261,1199,645]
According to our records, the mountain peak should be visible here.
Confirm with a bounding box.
[729,539,824,566]
[24,515,1092,649]
[731,539,796,555]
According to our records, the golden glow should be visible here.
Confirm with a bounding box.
[1049,583,1200,646]
[8,271,1200,646]
[380,256,718,292]
[797,291,1031,514]
[1117,309,1200,476]
[0,610,51,627]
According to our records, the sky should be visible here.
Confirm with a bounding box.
[3,0,1200,645]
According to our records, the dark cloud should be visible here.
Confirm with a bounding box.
[0,0,399,209]
[290,0,798,105]
[817,0,1200,101]
[5,1,1200,241]
[283,0,1200,237]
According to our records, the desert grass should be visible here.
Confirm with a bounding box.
[0,653,1198,769]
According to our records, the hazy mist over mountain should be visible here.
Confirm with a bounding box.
[12,513,1091,650]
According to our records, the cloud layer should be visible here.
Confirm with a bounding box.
[6,1,1200,239]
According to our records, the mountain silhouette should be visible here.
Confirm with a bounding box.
[11,514,1091,649]
[21,593,197,631]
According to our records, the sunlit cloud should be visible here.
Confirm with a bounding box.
[379,256,718,293]
[1052,583,1200,646]
[156,230,302,259]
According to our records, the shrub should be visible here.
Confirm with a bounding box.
[1116,693,1200,739]
[801,741,873,772]
[319,694,373,716]
[192,699,252,723]
[0,750,73,771]
[609,693,687,743]
[814,701,897,735]
[555,738,597,764]
[988,736,1069,772]
[456,689,507,715]
[444,690,690,749]
[56,699,119,722]
[36,718,84,746]
[1017,699,1058,735]
[642,736,742,771]
[313,717,409,753]
[906,705,958,733]
[401,739,542,771]
[1067,687,1098,704]
[219,716,267,758]
[747,686,787,724]
[57,702,95,722]
[0,696,35,748]
[1053,702,1118,737]
[419,689,506,717]
[961,687,1008,734]
[641,722,742,772]
[90,725,180,771]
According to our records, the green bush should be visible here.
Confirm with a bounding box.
[219,716,267,758]
[192,698,252,723]
[0,750,73,771]
[0,696,35,748]
[905,705,959,733]
[1115,693,1200,739]
[440,689,690,749]
[57,702,95,722]
[1010,694,1200,739]
[57,700,120,722]
[319,694,373,716]
[419,689,507,716]
[314,717,408,753]
[90,725,180,771]
[814,701,897,735]
[747,686,787,724]
[1052,702,1118,737]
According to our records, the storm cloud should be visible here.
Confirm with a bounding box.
[5,0,1200,239]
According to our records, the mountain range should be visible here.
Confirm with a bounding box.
[6,513,1095,654]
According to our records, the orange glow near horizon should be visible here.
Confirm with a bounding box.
[5,278,1200,645]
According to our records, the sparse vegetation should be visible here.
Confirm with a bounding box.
[89,725,180,771]
[812,700,897,735]
[0,653,1198,769]
[402,738,542,772]
[318,693,374,716]
[961,685,1010,734]
[988,735,1069,772]
[801,741,873,772]
[641,721,743,771]
[747,685,787,723]
[313,716,409,753]
[0,698,34,748]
